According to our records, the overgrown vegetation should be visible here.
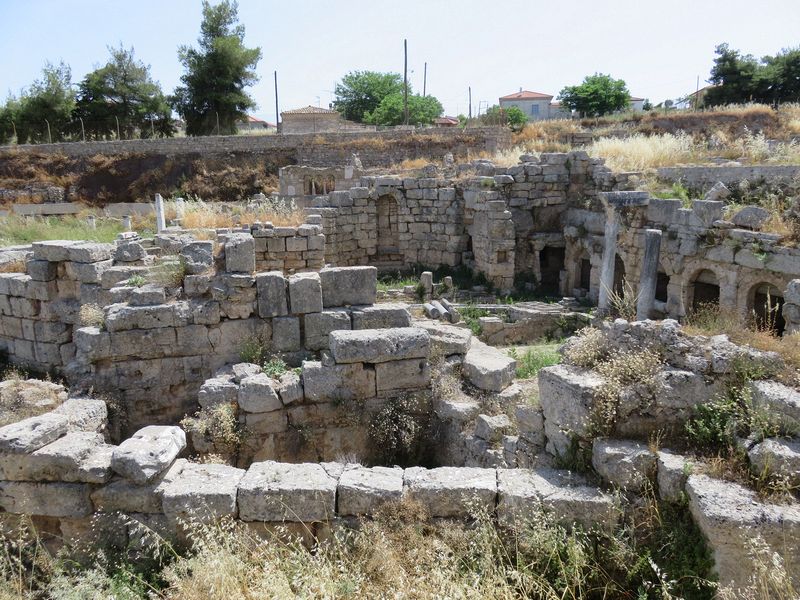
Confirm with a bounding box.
[181,403,244,461]
[78,303,105,329]
[0,215,123,247]
[459,305,491,336]
[0,491,725,599]
[367,394,432,467]
[508,343,561,379]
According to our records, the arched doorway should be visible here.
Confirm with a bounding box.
[750,283,786,336]
[376,195,400,258]
[690,269,720,313]
[539,246,565,295]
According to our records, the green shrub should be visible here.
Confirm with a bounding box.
[262,358,288,379]
[508,344,561,379]
[459,305,490,336]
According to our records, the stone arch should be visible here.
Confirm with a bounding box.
[687,268,721,314]
[376,194,400,258]
[749,282,786,335]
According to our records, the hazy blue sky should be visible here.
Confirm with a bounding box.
[1,0,798,121]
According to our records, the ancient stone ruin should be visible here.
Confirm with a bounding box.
[0,151,798,593]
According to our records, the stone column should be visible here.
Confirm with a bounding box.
[122,215,132,231]
[155,193,166,233]
[636,229,662,321]
[86,215,96,230]
[597,208,620,314]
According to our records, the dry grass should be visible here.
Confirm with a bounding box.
[172,197,305,229]
[588,132,697,171]
[0,261,25,274]
[511,119,582,154]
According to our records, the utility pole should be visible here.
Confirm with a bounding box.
[468,87,472,119]
[45,119,52,144]
[423,62,427,97]
[274,71,280,132]
[694,75,700,111]
[403,39,409,126]
[79,117,85,142]
[115,116,120,140]
[215,112,220,135]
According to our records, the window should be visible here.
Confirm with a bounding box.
[531,104,540,116]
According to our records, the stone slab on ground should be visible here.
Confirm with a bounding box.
[351,304,411,330]
[686,473,800,588]
[413,320,472,355]
[0,413,69,454]
[111,426,186,484]
[91,459,187,514]
[403,466,496,518]
[0,481,93,517]
[337,466,404,516]
[319,266,377,307]
[237,461,337,522]
[592,438,656,491]
[161,462,245,523]
[462,340,515,392]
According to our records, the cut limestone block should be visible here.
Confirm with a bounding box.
[238,373,282,413]
[319,266,377,307]
[0,413,69,454]
[224,234,255,273]
[288,272,323,315]
[657,450,692,503]
[413,320,472,356]
[403,466,496,518]
[272,316,301,352]
[53,398,108,434]
[276,372,303,406]
[111,426,186,484]
[538,365,604,457]
[256,271,288,318]
[19,432,113,483]
[161,462,245,524]
[749,380,800,426]
[686,474,800,589]
[748,438,800,485]
[91,459,187,514]
[237,461,337,522]
[337,466,404,516]
[304,310,351,351]
[375,358,430,393]
[351,304,411,330]
[497,468,618,531]
[462,340,515,392]
[0,481,93,517]
[592,438,656,491]
[301,361,376,403]
[329,328,429,364]
[197,377,238,409]
[474,414,513,444]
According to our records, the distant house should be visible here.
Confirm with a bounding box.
[280,106,342,134]
[685,85,717,109]
[236,115,277,132]
[499,90,558,121]
[629,97,646,112]
[434,116,459,127]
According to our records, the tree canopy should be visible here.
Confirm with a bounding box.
[172,0,261,135]
[557,74,630,117]
[364,92,443,126]
[704,43,800,106]
[480,105,527,130]
[5,62,76,144]
[332,71,405,123]
[74,46,174,140]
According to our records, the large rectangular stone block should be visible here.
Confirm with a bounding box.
[111,426,186,483]
[462,340,516,392]
[319,266,377,307]
[329,328,429,364]
[288,272,323,315]
[91,459,186,513]
[301,361,376,403]
[256,271,288,318]
[337,466,404,516]
[375,358,431,393]
[0,413,69,454]
[272,316,301,352]
[304,310,351,351]
[162,462,245,523]
[237,461,337,522]
[225,234,256,273]
[351,303,411,330]
[0,481,93,517]
[403,466,497,518]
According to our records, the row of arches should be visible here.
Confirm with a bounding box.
[540,243,788,336]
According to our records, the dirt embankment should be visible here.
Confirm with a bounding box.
[0,150,291,204]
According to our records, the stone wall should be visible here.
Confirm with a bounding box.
[1,127,510,167]
[657,165,800,193]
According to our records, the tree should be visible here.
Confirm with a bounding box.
[14,62,75,144]
[332,71,405,123]
[74,46,174,140]
[364,92,443,126]
[173,0,261,136]
[479,105,527,130]
[704,44,760,106]
[557,73,630,117]
[642,99,653,111]
[505,107,527,131]
[0,97,22,144]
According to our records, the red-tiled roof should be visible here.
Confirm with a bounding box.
[499,90,553,100]
[629,96,645,102]
[434,116,459,124]
[281,105,339,115]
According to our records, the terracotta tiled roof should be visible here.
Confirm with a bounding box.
[281,105,339,115]
[499,90,553,100]
[629,96,645,102]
